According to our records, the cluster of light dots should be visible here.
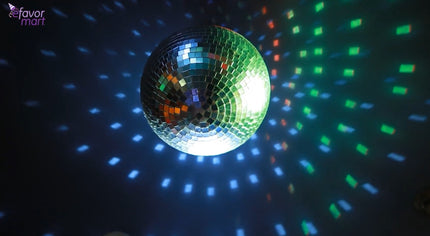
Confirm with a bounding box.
[7,0,428,235]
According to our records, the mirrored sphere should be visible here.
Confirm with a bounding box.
[141,25,270,156]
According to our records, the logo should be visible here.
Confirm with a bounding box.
[8,3,46,26]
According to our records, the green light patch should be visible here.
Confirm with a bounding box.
[349,46,360,55]
[350,18,362,28]
[310,89,319,97]
[345,99,356,109]
[346,174,358,188]
[301,221,310,235]
[344,69,354,77]
[315,2,324,12]
[392,86,407,95]
[295,67,302,75]
[303,106,311,115]
[314,66,323,74]
[314,27,323,36]
[356,143,368,156]
[399,64,415,73]
[314,48,323,55]
[329,203,341,219]
[396,24,411,35]
[293,26,300,34]
[337,123,347,132]
[321,135,330,146]
[381,124,395,135]
[287,10,294,19]
[296,122,303,130]
[300,50,307,58]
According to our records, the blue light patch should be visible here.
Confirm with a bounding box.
[387,152,405,162]
[273,143,282,151]
[40,49,56,57]
[320,93,331,99]
[132,134,143,142]
[132,29,141,37]
[338,200,352,212]
[108,157,120,166]
[24,100,40,107]
[319,144,330,153]
[122,72,131,78]
[110,122,122,130]
[362,183,379,195]
[274,167,284,176]
[251,148,260,156]
[77,46,90,54]
[275,224,286,236]
[237,153,244,161]
[207,187,215,197]
[306,113,317,120]
[265,50,273,56]
[306,222,318,235]
[83,13,96,22]
[114,1,125,9]
[184,13,193,19]
[154,143,165,152]
[178,153,187,161]
[51,7,68,18]
[57,125,69,132]
[271,96,280,102]
[282,106,292,112]
[77,145,89,153]
[156,19,165,26]
[258,35,266,41]
[409,114,427,122]
[251,134,258,140]
[128,51,136,56]
[269,119,277,126]
[184,184,193,193]
[42,233,54,236]
[289,128,298,135]
[128,170,139,179]
[249,174,259,184]
[89,107,100,114]
[101,4,113,13]
[98,74,109,80]
[115,93,126,99]
[236,228,245,236]
[230,180,238,189]
[294,92,305,98]
[197,156,204,163]
[305,82,315,88]
[161,178,170,188]
[132,107,142,114]
[0,211,4,218]
[0,58,8,66]
[360,103,374,109]
[212,157,220,165]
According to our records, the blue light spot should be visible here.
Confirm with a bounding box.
[294,92,305,98]
[51,7,68,18]
[128,51,136,56]
[0,211,4,218]
[185,13,193,19]
[264,50,273,56]
[178,153,187,161]
[83,13,96,22]
[305,82,315,88]
[77,46,90,54]
[207,187,215,197]
[320,93,331,99]
[105,49,118,55]
[156,19,165,26]
[250,134,258,140]
[237,153,244,161]
[122,72,131,78]
[114,1,125,9]
[42,233,54,236]
[132,29,141,37]
[245,31,252,36]
[98,74,109,80]
[110,122,122,130]
[271,96,280,102]
[161,178,170,188]
[236,228,245,236]
[184,184,193,193]
[108,157,120,166]
[154,143,165,152]
[101,4,113,13]
[362,183,378,195]
[275,223,286,236]
[283,51,291,58]
[132,134,143,142]
[282,106,292,112]
[335,79,347,85]
[274,143,282,151]
[269,119,277,126]
[409,114,427,122]
[290,74,299,80]
[197,156,204,163]
[387,152,405,162]
[360,103,374,109]
[319,144,330,153]
[77,145,89,153]
[274,167,284,176]
[289,128,298,135]
[40,49,56,57]
[0,58,8,66]
[338,200,352,211]
[57,125,69,132]
[249,174,259,184]
[251,148,260,156]
[212,157,220,165]
[145,51,151,56]
[258,35,266,41]
[115,93,126,99]
[89,107,100,114]
[307,113,317,120]
[306,222,318,235]
[230,180,238,189]
[128,170,139,179]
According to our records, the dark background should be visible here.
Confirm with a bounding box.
[2,0,430,235]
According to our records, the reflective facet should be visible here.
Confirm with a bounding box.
[141,25,270,156]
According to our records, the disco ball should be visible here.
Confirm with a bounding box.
[140,25,270,156]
